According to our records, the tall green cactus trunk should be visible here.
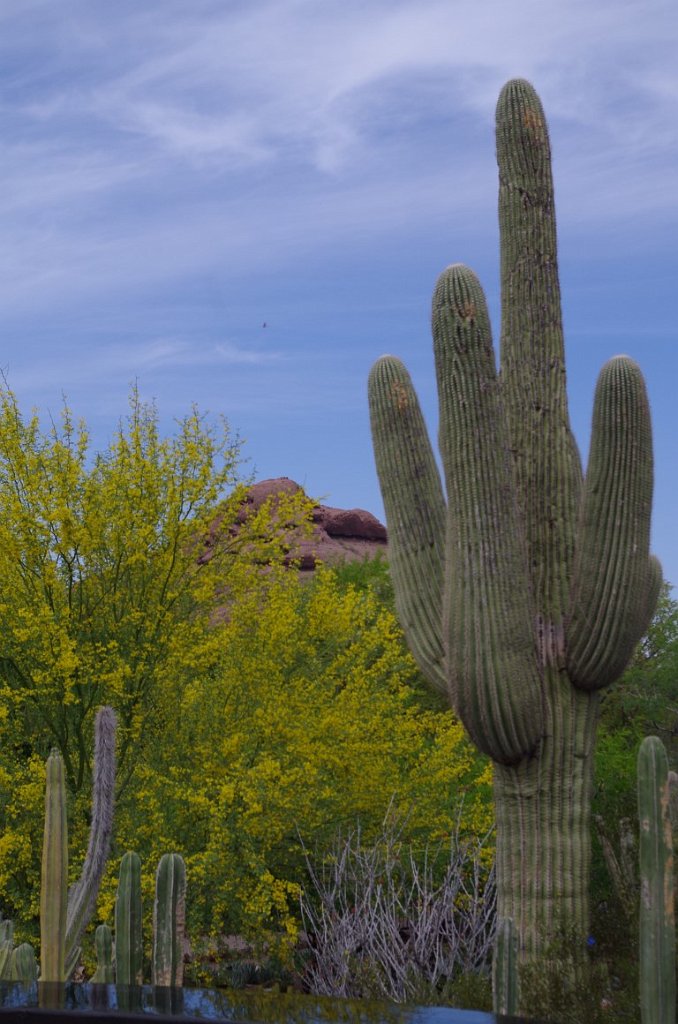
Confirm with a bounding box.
[115,851,143,986]
[493,683,600,960]
[152,853,186,988]
[40,748,68,983]
[638,736,675,1024]
[368,79,658,1012]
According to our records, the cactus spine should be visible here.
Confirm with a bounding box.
[638,736,675,1023]
[40,748,68,982]
[114,851,143,985]
[152,853,186,987]
[368,79,658,1006]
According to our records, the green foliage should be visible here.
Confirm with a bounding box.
[0,381,493,981]
[592,585,678,936]
[327,553,395,608]
[599,584,678,760]
[0,382,253,790]
[324,556,447,714]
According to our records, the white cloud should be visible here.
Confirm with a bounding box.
[3,336,284,401]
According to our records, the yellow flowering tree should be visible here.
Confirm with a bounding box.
[111,563,493,954]
[0,382,312,931]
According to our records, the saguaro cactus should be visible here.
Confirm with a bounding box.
[638,736,675,1024]
[368,78,658,995]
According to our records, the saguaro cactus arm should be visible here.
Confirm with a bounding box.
[367,356,446,693]
[567,359,658,688]
[497,80,583,634]
[369,266,545,765]
[433,264,543,764]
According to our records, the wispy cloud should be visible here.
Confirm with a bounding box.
[0,0,675,317]
[5,335,282,392]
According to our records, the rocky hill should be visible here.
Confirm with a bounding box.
[235,477,387,577]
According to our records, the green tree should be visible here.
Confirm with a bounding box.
[598,583,678,759]
[590,582,678,943]
[321,555,448,714]
[592,582,678,838]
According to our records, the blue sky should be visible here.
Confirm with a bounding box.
[1,0,677,587]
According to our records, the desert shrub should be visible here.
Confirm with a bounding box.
[299,803,496,1003]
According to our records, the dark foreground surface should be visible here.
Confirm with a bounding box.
[0,983,540,1024]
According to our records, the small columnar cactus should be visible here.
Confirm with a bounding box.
[0,915,37,983]
[37,707,117,982]
[9,943,38,983]
[105,851,187,992]
[90,924,114,984]
[493,917,518,1016]
[0,917,14,978]
[152,853,186,987]
[114,851,143,986]
[638,736,675,1024]
[40,748,68,983]
[368,78,658,1008]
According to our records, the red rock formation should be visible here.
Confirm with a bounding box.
[235,477,387,574]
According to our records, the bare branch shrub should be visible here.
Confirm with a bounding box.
[299,805,496,1002]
